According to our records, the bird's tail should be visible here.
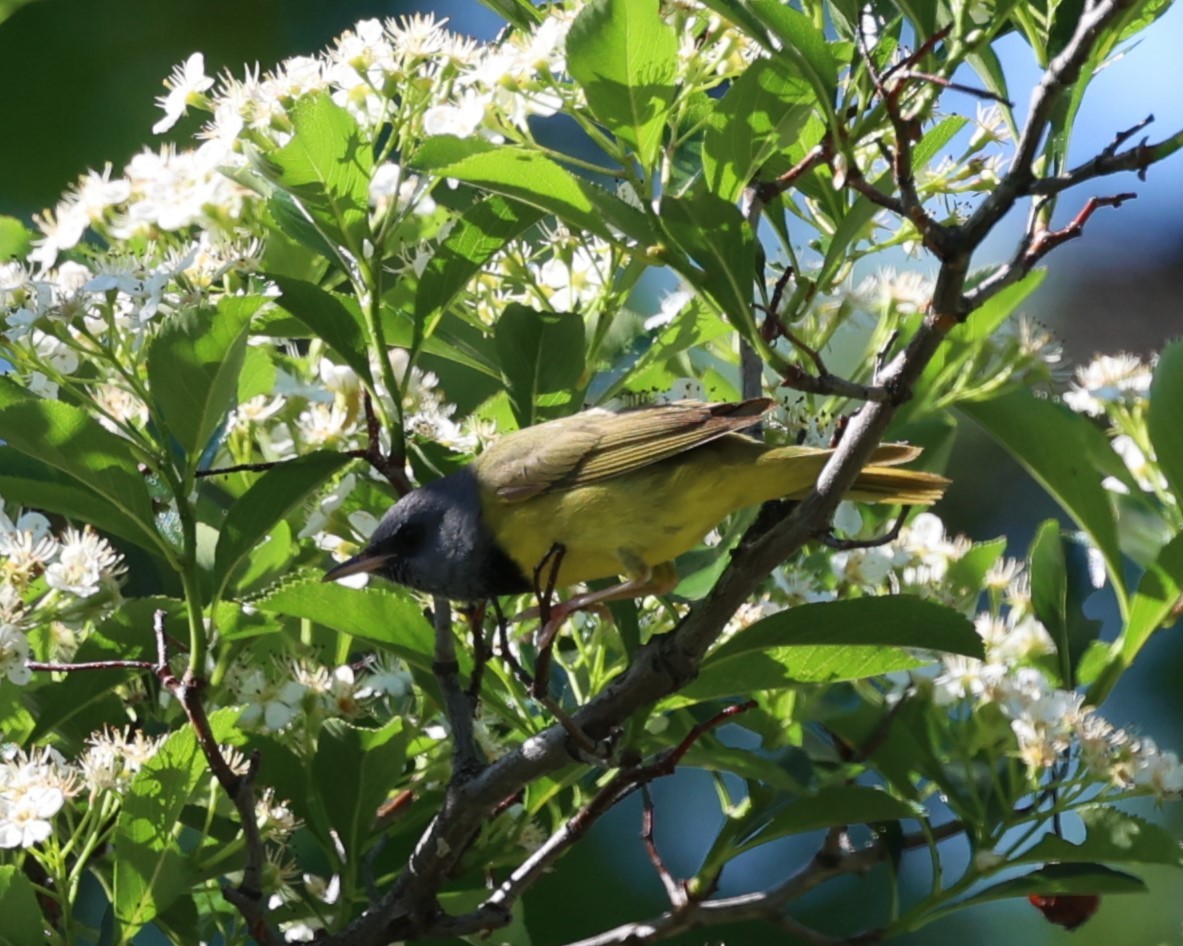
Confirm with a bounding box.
[762,443,950,505]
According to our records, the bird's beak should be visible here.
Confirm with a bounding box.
[322,549,388,583]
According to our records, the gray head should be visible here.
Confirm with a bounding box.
[322,469,528,601]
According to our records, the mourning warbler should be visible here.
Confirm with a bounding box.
[323,398,949,612]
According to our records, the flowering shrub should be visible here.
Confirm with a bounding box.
[0,1,1181,944]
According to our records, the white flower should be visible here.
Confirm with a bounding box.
[976,611,1055,664]
[0,784,65,848]
[423,90,488,138]
[1132,739,1183,797]
[0,624,30,686]
[645,287,693,331]
[369,163,436,217]
[79,727,164,794]
[360,656,412,699]
[44,528,124,598]
[1062,353,1152,417]
[0,747,77,848]
[1110,435,1166,493]
[831,546,894,588]
[235,667,307,731]
[153,53,215,134]
[319,358,360,397]
[297,402,357,448]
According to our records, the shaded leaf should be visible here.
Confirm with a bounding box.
[213,451,353,592]
[313,718,407,863]
[495,304,586,427]
[1148,338,1183,501]
[273,277,374,387]
[960,863,1145,908]
[414,196,544,351]
[702,58,813,202]
[960,390,1128,612]
[0,401,155,538]
[0,866,43,946]
[114,710,240,935]
[1018,807,1183,869]
[411,136,658,245]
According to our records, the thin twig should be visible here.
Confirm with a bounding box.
[819,506,911,550]
[641,786,688,908]
[433,597,484,780]
[890,70,1013,106]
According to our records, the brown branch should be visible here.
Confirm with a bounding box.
[889,70,1014,107]
[28,659,155,672]
[148,611,280,946]
[854,20,946,253]
[960,0,1144,245]
[641,786,688,908]
[1029,120,1183,195]
[750,143,829,207]
[963,192,1137,309]
[558,826,885,946]
[780,364,895,404]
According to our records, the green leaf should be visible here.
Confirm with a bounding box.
[254,578,436,671]
[567,0,678,167]
[0,215,32,261]
[675,645,929,702]
[411,136,658,245]
[114,710,240,936]
[658,192,755,333]
[238,343,277,403]
[1091,531,1183,704]
[414,196,545,351]
[213,452,354,592]
[147,296,259,468]
[1148,338,1183,501]
[0,866,43,946]
[495,304,586,428]
[619,297,730,395]
[701,785,920,876]
[745,0,839,108]
[670,597,980,702]
[0,448,161,552]
[712,596,983,658]
[266,92,372,252]
[474,0,543,29]
[273,277,374,387]
[960,390,1128,613]
[1017,807,1183,869]
[0,401,155,538]
[960,863,1145,907]
[313,717,406,863]
[702,58,813,202]
[1029,519,1070,679]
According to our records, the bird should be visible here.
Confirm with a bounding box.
[323,398,949,635]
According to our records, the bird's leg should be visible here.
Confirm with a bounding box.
[530,543,567,699]
[534,561,681,652]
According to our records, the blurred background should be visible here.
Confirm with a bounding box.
[0,0,1180,942]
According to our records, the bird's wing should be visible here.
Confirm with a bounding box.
[481,399,775,502]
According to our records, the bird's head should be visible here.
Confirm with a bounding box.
[321,470,527,600]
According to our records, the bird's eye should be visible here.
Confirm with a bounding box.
[392,521,425,554]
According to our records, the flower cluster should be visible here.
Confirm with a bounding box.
[0,508,125,686]
[0,746,78,849]
[226,655,413,734]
